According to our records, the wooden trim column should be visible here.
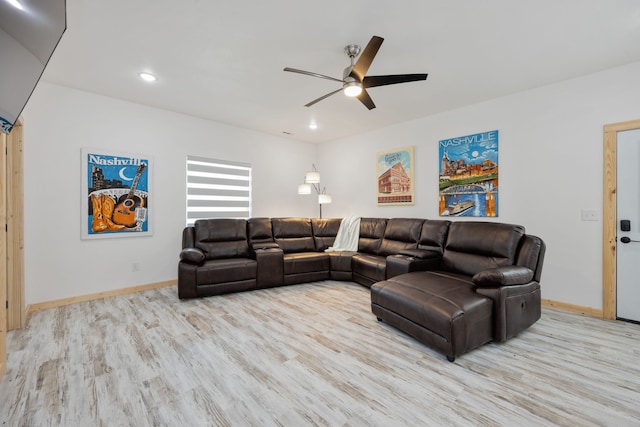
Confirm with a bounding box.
[6,122,24,330]
[1,130,7,377]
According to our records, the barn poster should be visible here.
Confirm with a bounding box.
[376,146,415,205]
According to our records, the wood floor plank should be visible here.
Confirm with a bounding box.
[1,281,639,426]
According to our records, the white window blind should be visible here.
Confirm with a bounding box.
[186,155,252,226]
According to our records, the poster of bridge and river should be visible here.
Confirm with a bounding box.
[439,130,498,217]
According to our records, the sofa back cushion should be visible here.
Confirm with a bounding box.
[272,218,316,253]
[358,218,387,255]
[418,220,451,253]
[247,217,274,245]
[312,218,341,251]
[194,219,249,260]
[442,221,525,276]
[378,218,424,256]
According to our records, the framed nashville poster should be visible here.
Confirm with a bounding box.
[438,130,498,217]
[376,146,415,205]
[81,148,153,239]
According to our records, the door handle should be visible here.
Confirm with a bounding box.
[620,236,640,244]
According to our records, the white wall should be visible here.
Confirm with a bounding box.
[22,61,640,310]
[22,82,317,304]
[318,61,640,311]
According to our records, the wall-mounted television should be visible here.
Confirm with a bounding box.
[0,0,66,134]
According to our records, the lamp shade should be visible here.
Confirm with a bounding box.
[304,171,321,183]
[318,194,332,204]
[298,184,312,195]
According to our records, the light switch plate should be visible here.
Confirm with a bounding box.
[581,209,598,221]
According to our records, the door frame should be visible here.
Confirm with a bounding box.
[5,121,24,330]
[0,119,25,378]
[603,119,640,320]
[1,127,6,377]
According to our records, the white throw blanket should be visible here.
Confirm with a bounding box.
[326,216,361,252]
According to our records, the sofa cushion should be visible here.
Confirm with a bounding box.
[247,217,274,245]
[352,253,386,282]
[358,218,387,255]
[283,252,330,275]
[378,218,423,256]
[272,218,316,253]
[312,218,341,251]
[328,251,356,272]
[194,219,249,260]
[442,222,525,276]
[196,258,257,284]
[371,272,493,348]
[472,266,534,287]
[418,220,451,252]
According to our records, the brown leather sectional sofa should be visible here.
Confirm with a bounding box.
[178,217,545,361]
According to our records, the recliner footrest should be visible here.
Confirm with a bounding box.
[371,272,493,361]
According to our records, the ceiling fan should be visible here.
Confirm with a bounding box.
[283,35,428,110]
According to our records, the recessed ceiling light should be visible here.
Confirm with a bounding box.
[309,122,318,130]
[138,72,157,82]
[7,0,24,10]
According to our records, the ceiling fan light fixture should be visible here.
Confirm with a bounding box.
[284,36,427,110]
[343,81,362,97]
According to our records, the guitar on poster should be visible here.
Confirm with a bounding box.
[112,163,146,227]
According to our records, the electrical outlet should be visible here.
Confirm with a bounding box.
[581,209,598,221]
[132,262,140,272]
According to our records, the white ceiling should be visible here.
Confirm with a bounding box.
[41,0,640,143]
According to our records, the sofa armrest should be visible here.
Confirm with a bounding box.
[472,265,534,287]
[180,247,206,265]
[254,247,284,287]
[251,242,280,250]
[178,262,198,299]
[398,248,441,259]
[476,282,541,342]
[250,242,280,258]
[386,252,442,279]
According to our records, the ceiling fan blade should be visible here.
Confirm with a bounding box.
[357,89,376,110]
[283,67,344,83]
[350,36,384,82]
[304,88,343,107]
[363,74,428,88]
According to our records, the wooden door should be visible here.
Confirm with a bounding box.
[603,119,640,319]
[615,128,640,322]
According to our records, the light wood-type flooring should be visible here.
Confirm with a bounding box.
[1,281,639,426]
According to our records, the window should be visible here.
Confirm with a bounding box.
[186,156,251,226]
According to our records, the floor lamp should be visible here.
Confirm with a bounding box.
[297,164,332,218]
